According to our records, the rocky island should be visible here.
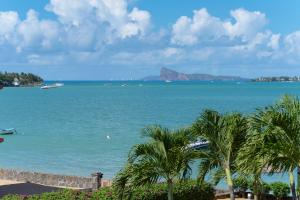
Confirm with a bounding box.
[0,72,43,88]
[142,67,247,81]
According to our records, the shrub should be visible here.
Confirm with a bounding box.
[125,181,214,200]
[1,195,24,200]
[91,187,115,200]
[262,182,271,194]
[233,176,249,193]
[1,181,214,200]
[270,182,290,199]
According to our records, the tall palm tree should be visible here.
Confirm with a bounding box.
[113,125,199,200]
[237,95,300,200]
[236,111,278,200]
[268,95,300,200]
[192,110,248,200]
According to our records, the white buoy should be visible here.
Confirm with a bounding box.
[106,135,111,140]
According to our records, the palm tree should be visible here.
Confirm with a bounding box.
[192,110,248,200]
[237,95,300,200]
[236,115,274,200]
[268,95,300,200]
[113,125,199,200]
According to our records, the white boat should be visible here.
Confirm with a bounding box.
[188,140,209,149]
[0,128,17,135]
[165,80,172,83]
[41,83,64,89]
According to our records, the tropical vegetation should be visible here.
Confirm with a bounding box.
[113,94,300,200]
[112,126,200,200]
[191,110,247,200]
[0,71,43,86]
[1,182,215,200]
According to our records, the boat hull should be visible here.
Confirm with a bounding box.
[0,129,16,135]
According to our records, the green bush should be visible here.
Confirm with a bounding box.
[1,195,23,200]
[129,181,214,200]
[1,181,214,200]
[233,176,249,193]
[91,187,115,200]
[270,182,290,199]
[262,182,271,194]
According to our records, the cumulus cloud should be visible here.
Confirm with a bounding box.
[0,11,19,44]
[224,9,268,40]
[1,2,300,78]
[171,8,225,45]
[46,0,150,40]
[171,8,269,46]
[0,0,151,54]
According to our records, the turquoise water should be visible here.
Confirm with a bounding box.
[0,81,299,183]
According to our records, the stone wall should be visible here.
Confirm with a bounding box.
[0,168,105,190]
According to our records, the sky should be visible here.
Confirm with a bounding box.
[0,0,300,80]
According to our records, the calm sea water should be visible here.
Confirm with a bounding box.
[0,81,299,183]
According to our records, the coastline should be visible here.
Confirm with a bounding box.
[0,168,112,189]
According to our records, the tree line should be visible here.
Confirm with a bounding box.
[0,72,43,86]
[113,95,300,200]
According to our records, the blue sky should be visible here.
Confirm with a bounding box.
[0,0,300,80]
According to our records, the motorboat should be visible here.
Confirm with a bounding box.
[188,140,209,149]
[41,83,64,89]
[0,128,17,135]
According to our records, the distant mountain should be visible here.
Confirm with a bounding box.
[142,67,248,81]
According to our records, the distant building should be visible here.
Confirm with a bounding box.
[13,78,20,87]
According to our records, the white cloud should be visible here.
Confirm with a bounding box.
[46,0,150,40]
[171,8,225,45]
[0,11,19,44]
[224,8,268,41]
[171,8,269,46]
[284,31,300,55]
[0,0,151,55]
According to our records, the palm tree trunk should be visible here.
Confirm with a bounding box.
[297,166,300,200]
[253,176,261,200]
[167,179,174,200]
[253,194,259,200]
[225,167,235,200]
[289,170,297,200]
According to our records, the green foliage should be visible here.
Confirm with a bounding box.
[113,126,199,200]
[127,181,214,200]
[262,182,271,194]
[1,195,23,200]
[1,181,214,200]
[191,109,248,200]
[233,176,249,193]
[270,182,290,199]
[91,187,115,200]
[0,71,43,86]
[29,190,89,200]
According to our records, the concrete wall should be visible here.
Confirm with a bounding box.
[0,168,105,190]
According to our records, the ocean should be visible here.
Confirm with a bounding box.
[0,81,298,183]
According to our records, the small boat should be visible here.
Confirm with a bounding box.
[41,83,64,89]
[165,80,172,83]
[188,140,209,149]
[0,128,17,135]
